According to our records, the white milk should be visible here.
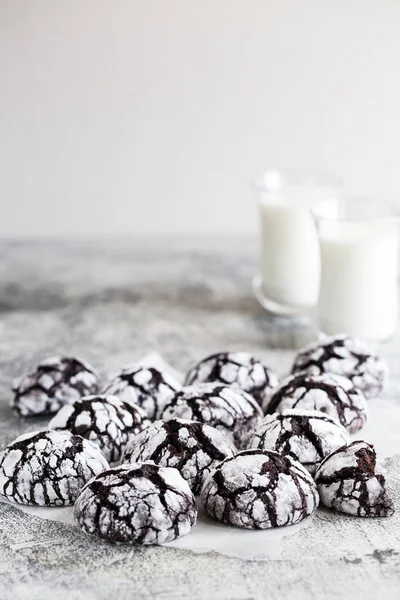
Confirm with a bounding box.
[317,221,399,341]
[259,190,321,309]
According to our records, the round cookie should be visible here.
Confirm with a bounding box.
[123,418,236,494]
[74,462,197,544]
[247,410,350,474]
[292,334,388,399]
[200,449,319,529]
[184,351,279,408]
[0,430,109,506]
[103,365,181,420]
[264,373,367,434]
[48,395,150,463]
[315,441,394,517]
[161,383,263,449]
[12,356,100,417]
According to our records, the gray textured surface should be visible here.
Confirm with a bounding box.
[0,238,399,600]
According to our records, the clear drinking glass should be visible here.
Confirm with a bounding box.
[312,197,400,341]
[253,170,340,317]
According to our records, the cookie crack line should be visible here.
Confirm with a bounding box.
[49,395,149,463]
[201,449,319,530]
[291,335,388,398]
[184,352,278,406]
[0,430,109,506]
[315,441,394,518]
[74,463,197,544]
[123,418,236,494]
[12,356,99,417]
[265,374,367,433]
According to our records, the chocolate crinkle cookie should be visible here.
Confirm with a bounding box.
[102,365,181,420]
[201,449,319,529]
[315,441,394,517]
[264,373,367,434]
[48,395,150,463]
[160,383,263,449]
[0,430,109,506]
[291,334,388,399]
[11,356,100,417]
[123,418,236,494]
[74,462,197,544]
[247,410,350,474]
[184,351,279,408]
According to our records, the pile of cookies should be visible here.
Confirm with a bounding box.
[0,334,394,545]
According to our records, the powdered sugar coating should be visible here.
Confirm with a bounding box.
[292,334,389,399]
[74,462,197,544]
[12,356,100,417]
[103,366,181,420]
[48,395,150,463]
[184,351,279,408]
[264,373,367,434]
[315,441,394,517]
[200,449,319,529]
[248,410,350,474]
[161,383,263,449]
[0,430,109,506]
[123,418,236,494]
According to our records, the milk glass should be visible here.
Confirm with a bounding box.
[253,170,339,317]
[312,198,400,341]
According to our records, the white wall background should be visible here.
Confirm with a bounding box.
[0,0,400,237]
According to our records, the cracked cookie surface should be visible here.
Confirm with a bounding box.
[123,418,236,494]
[161,383,263,449]
[184,351,278,408]
[264,373,367,434]
[0,430,109,506]
[315,441,394,517]
[291,334,388,399]
[200,449,319,529]
[103,365,181,420]
[74,462,197,544]
[12,356,100,417]
[48,395,150,463]
[248,409,350,474]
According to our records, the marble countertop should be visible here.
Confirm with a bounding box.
[0,238,399,600]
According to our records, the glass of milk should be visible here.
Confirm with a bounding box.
[312,197,400,341]
[254,170,339,317]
